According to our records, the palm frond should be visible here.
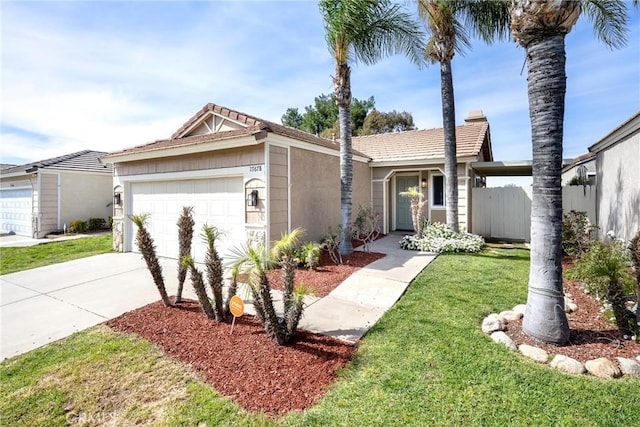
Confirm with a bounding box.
[201,223,224,253]
[272,227,305,260]
[582,0,629,49]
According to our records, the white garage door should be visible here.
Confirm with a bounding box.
[0,188,33,236]
[129,177,246,263]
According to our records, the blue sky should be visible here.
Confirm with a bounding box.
[2,1,639,185]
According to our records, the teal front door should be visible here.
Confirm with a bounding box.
[396,175,418,231]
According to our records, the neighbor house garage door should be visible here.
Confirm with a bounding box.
[129,177,245,263]
[0,188,33,236]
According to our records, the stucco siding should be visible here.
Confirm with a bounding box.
[115,146,264,176]
[269,145,288,242]
[58,171,113,234]
[596,135,640,242]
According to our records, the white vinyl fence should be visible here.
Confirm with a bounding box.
[471,185,596,242]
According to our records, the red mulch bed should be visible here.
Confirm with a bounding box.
[267,250,385,297]
[106,249,385,416]
[502,258,640,363]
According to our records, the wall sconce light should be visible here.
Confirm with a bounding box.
[247,189,259,207]
[114,193,122,206]
[421,178,427,188]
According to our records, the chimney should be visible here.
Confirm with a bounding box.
[465,110,487,124]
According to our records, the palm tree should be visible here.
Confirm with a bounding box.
[175,206,195,304]
[418,0,510,233]
[202,224,226,322]
[182,255,216,320]
[129,214,172,307]
[510,0,630,344]
[319,0,424,255]
[399,186,427,239]
[272,228,305,322]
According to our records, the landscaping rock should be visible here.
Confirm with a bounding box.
[616,357,640,376]
[518,344,549,363]
[565,301,578,313]
[513,304,526,315]
[481,314,506,334]
[637,355,640,364]
[498,310,522,322]
[490,331,516,351]
[585,358,622,379]
[550,355,585,375]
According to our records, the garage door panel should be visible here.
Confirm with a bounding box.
[0,189,33,236]
[130,177,245,263]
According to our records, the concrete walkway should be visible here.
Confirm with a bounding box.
[0,235,436,361]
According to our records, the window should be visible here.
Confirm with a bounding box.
[432,175,445,207]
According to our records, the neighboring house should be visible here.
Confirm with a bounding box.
[101,104,492,261]
[0,150,113,237]
[561,152,596,186]
[588,111,640,242]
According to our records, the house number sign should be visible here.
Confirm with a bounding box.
[249,165,263,172]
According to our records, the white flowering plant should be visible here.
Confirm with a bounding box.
[399,221,484,253]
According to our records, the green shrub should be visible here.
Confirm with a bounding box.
[299,241,321,270]
[400,221,484,253]
[88,217,106,230]
[69,220,88,234]
[561,210,597,257]
[568,237,637,339]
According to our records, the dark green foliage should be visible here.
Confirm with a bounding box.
[69,220,88,234]
[202,224,226,322]
[129,214,172,307]
[561,210,597,257]
[360,109,416,135]
[281,93,375,137]
[175,207,195,304]
[88,217,105,230]
[182,256,216,320]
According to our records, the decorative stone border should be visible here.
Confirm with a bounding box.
[482,300,640,379]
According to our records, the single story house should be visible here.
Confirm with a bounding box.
[0,150,113,237]
[588,111,639,242]
[101,103,492,261]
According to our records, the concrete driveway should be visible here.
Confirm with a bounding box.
[0,253,191,361]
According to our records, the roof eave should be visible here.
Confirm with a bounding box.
[588,112,640,153]
[101,134,264,164]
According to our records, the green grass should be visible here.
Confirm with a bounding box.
[1,247,638,426]
[0,233,113,275]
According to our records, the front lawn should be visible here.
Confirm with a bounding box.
[0,233,112,275]
[1,246,638,426]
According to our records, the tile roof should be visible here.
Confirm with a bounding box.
[352,121,491,163]
[0,150,112,176]
[105,103,353,159]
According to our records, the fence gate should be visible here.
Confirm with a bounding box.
[471,186,596,242]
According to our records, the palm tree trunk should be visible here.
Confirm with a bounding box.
[440,59,459,233]
[335,61,354,255]
[521,34,570,345]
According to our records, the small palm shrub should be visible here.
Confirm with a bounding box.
[69,220,88,234]
[202,224,226,322]
[129,214,172,307]
[399,186,426,238]
[175,206,195,304]
[400,221,484,253]
[568,235,637,340]
[182,256,216,320]
[353,204,380,252]
[300,241,321,270]
[561,210,597,258]
[231,228,311,345]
